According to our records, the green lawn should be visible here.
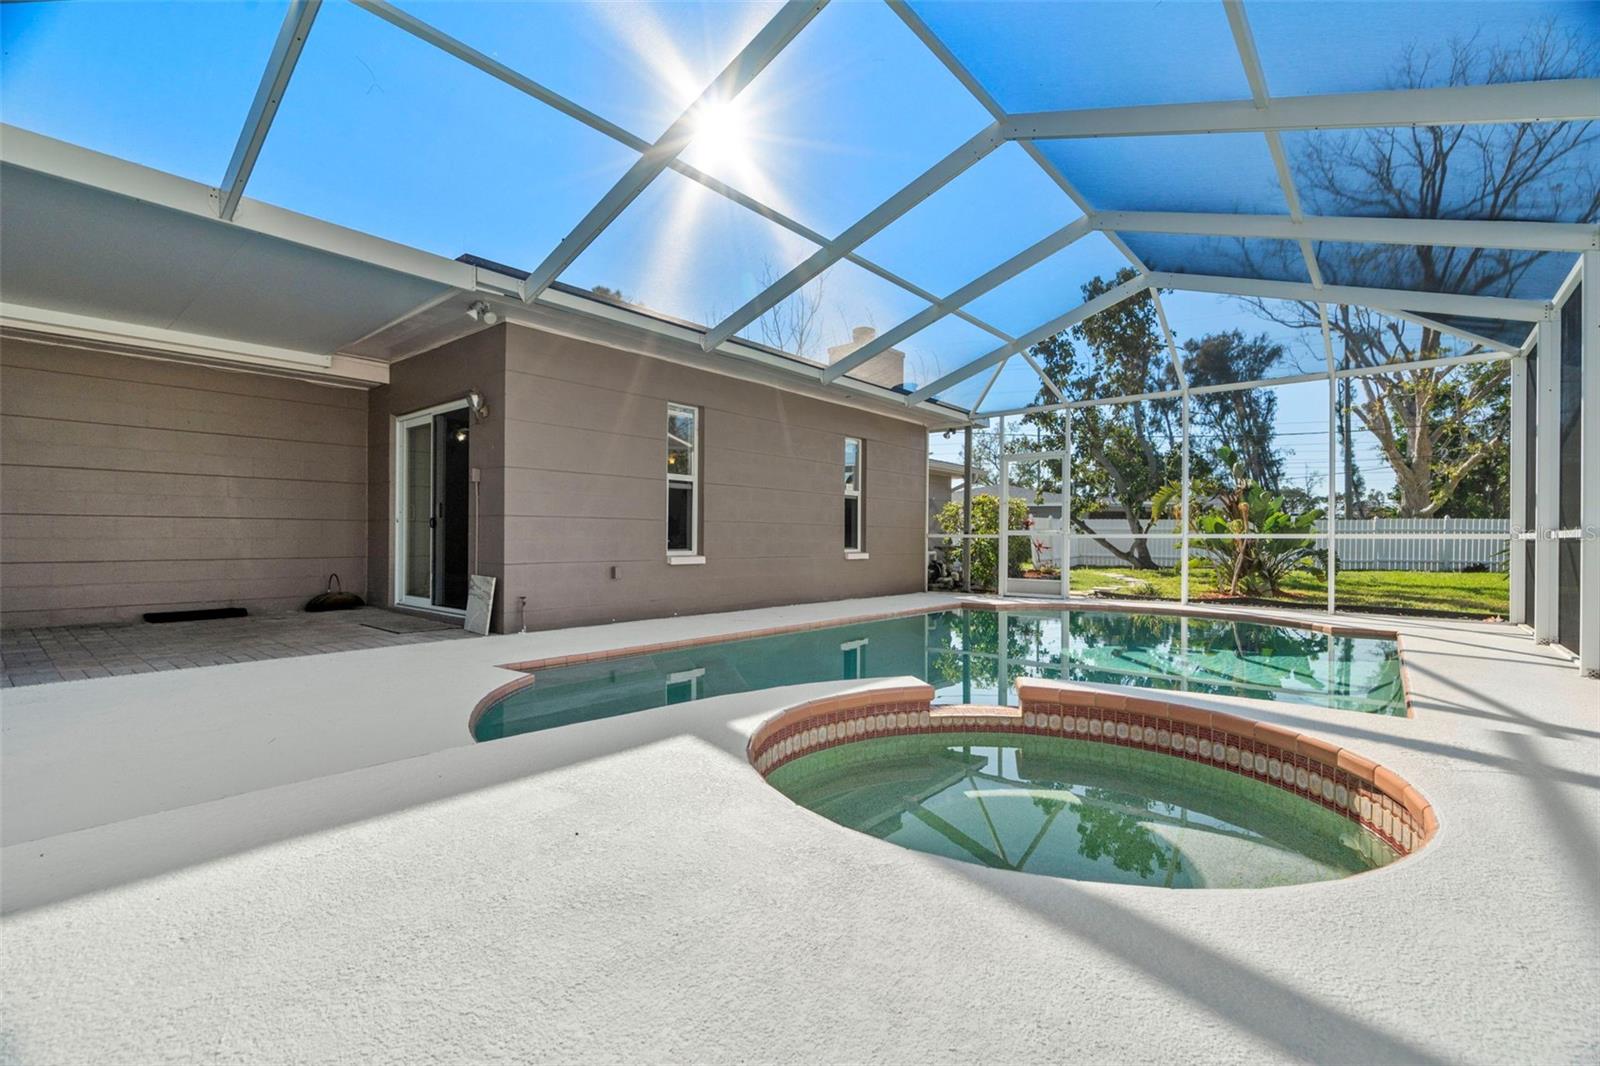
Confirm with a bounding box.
[1065,564,1508,617]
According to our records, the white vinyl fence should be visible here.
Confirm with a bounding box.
[1016,517,1508,572]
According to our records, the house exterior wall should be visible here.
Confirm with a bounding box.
[365,326,508,629]
[499,324,928,632]
[0,339,368,627]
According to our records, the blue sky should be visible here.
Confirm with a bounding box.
[1,0,1561,431]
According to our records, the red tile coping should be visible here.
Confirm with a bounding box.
[746,679,1435,858]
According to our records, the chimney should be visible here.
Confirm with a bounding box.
[827,324,906,391]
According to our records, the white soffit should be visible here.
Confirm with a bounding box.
[0,163,451,359]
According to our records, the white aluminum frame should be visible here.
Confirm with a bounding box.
[5,0,1595,670]
[1003,80,1600,139]
[1508,350,1531,626]
[519,0,828,301]
[1534,307,1562,643]
[392,399,472,616]
[1582,251,1599,675]
[218,0,321,221]
[1001,448,1068,599]
[1094,211,1599,253]
[700,123,1006,351]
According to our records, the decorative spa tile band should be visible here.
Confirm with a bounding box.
[746,680,1435,858]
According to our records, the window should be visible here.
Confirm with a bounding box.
[667,403,698,554]
[841,638,868,679]
[844,437,863,552]
[665,668,704,705]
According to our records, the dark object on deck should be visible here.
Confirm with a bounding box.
[143,607,249,624]
[305,573,365,613]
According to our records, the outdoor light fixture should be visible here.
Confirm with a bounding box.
[466,300,500,326]
[453,427,469,443]
[467,390,490,421]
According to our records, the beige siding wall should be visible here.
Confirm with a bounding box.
[366,327,507,627]
[500,325,927,631]
[0,340,367,627]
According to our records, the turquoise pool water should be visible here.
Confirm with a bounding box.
[767,731,1398,888]
[473,608,1405,741]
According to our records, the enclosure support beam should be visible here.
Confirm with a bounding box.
[349,0,1010,343]
[1534,307,1562,643]
[882,0,1151,286]
[1146,273,1546,321]
[905,274,1149,404]
[1320,304,1339,615]
[1095,212,1600,254]
[962,426,973,594]
[1152,289,1191,604]
[821,218,1092,384]
[998,417,1010,599]
[1372,308,1523,355]
[1509,352,1530,626]
[702,123,1005,350]
[519,0,827,301]
[218,0,321,221]
[1062,405,1075,600]
[1005,79,1600,139]
[1581,251,1599,675]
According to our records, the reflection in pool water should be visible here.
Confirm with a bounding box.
[473,609,1404,742]
[767,731,1398,888]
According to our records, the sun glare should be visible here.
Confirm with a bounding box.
[689,98,752,169]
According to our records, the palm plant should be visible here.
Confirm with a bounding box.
[1191,446,1324,597]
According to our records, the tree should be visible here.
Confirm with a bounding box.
[1344,335,1510,516]
[753,258,826,359]
[1183,331,1289,492]
[1023,270,1183,568]
[1240,21,1593,516]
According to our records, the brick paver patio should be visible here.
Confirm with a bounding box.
[1,608,474,687]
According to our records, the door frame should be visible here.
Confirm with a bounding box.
[1000,449,1067,599]
[392,399,472,615]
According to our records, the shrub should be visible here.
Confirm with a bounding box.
[936,494,1033,591]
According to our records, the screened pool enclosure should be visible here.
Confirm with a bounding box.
[0,0,1595,671]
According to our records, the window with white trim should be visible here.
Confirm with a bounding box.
[844,437,863,552]
[840,638,868,679]
[667,403,699,554]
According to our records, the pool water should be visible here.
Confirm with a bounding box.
[473,608,1405,741]
[767,732,1398,888]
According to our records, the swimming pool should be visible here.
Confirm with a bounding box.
[766,730,1399,888]
[473,607,1405,742]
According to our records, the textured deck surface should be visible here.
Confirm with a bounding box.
[2,593,1595,1064]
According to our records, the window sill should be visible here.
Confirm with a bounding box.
[845,551,870,561]
[667,555,706,565]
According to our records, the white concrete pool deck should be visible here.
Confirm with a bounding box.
[2,593,1596,1064]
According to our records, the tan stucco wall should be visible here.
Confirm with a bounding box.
[0,339,368,627]
[495,324,927,632]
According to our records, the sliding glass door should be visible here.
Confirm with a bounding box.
[395,403,471,612]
